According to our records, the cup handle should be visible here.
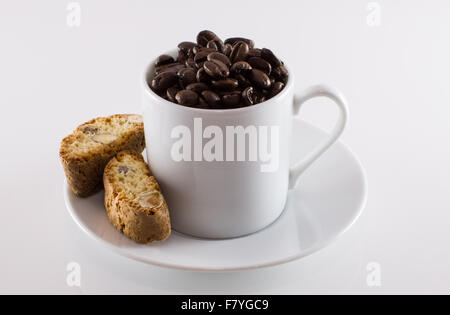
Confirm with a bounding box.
[289,84,349,189]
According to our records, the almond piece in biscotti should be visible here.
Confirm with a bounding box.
[138,191,164,210]
[92,133,117,144]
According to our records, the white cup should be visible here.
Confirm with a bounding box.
[142,50,348,239]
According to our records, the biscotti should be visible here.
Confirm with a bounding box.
[103,150,171,243]
[60,114,145,197]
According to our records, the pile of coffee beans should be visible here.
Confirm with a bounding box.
[149,30,288,109]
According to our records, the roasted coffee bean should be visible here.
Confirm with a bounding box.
[248,69,272,89]
[177,68,197,88]
[177,50,188,64]
[235,74,251,88]
[196,96,210,109]
[166,86,179,102]
[194,49,216,67]
[201,90,221,109]
[261,48,281,67]
[270,81,284,97]
[242,86,256,106]
[222,93,241,108]
[272,65,289,83]
[229,41,249,63]
[269,75,275,86]
[175,90,198,106]
[155,63,185,75]
[150,31,288,108]
[203,60,229,79]
[197,30,219,47]
[230,61,252,74]
[207,52,231,67]
[155,54,175,67]
[222,43,232,56]
[248,48,262,58]
[196,68,210,84]
[248,57,272,75]
[186,82,209,94]
[215,39,225,52]
[206,40,219,51]
[185,57,197,69]
[151,72,178,93]
[224,37,255,49]
[193,46,215,55]
[178,41,197,54]
[211,78,239,91]
[254,89,266,104]
[206,39,224,52]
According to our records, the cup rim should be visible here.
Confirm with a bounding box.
[142,49,294,115]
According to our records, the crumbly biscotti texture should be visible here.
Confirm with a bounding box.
[60,114,145,197]
[103,150,171,243]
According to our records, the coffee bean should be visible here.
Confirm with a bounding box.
[196,68,210,84]
[222,93,241,108]
[230,61,252,74]
[166,86,179,102]
[235,74,251,88]
[207,52,231,67]
[175,90,198,106]
[270,81,284,97]
[193,46,215,55]
[196,96,210,109]
[155,63,185,75]
[216,89,242,97]
[211,78,239,91]
[194,49,216,67]
[229,41,249,63]
[151,71,178,92]
[207,39,224,52]
[224,37,255,49]
[261,48,281,67]
[201,90,221,109]
[222,43,232,56]
[186,82,209,94]
[206,40,219,51]
[272,65,289,83]
[269,75,275,86]
[185,57,197,69]
[248,48,262,58]
[203,60,229,79]
[178,41,197,54]
[178,50,188,63]
[197,30,219,47]
[155,54,175,67]
[150,31,288,108]
[248,57,272,75]
[253,89,266,104]
[242,86,256,106]
[177,68,197,88]
[248,69,272,89]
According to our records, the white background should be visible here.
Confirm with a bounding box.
[0,0,449,294]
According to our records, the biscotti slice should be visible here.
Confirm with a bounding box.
[60,114,145,197]
[103,150,171,243]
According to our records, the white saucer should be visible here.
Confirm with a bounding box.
[64,119,367,271]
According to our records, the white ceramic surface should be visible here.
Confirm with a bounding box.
[142,51,348,239]
[64,119,367,271]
